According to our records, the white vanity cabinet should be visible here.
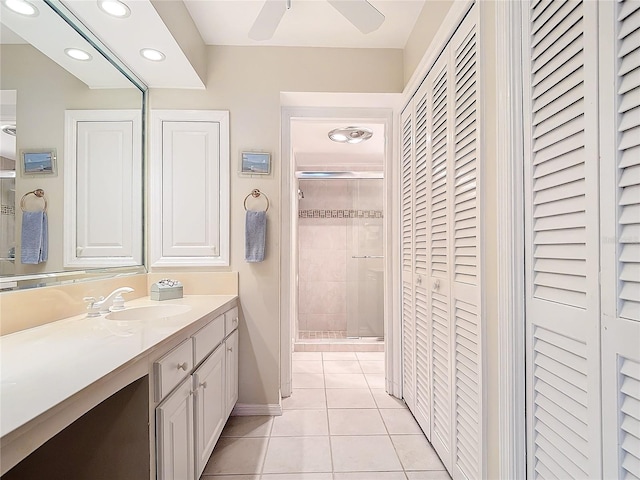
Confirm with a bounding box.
[155,305,239,480]
[156,376,195,480]
[225,329,238,417]
[194,344,225,476]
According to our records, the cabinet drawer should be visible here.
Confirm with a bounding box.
[154,339,194,401]
[193,314,225,366]
[225,307,239,335]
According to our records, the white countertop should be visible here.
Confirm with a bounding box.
[0,295,236,439]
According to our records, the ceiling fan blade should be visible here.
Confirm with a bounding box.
[248,0,288,40]
[327,0,385,34]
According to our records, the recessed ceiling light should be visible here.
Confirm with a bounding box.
[328,127,373,144]
[97,0,130,18]
[140,48,165,62]
[1,124,16,136]
[65,48,92,61]
[3,0,38,16]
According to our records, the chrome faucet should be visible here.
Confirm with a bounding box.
[84,287,134,317]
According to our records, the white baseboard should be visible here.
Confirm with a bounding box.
[231,403,283,416]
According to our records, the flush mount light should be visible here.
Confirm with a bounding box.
[328,126,373,144]
[140,48,165,62]
[65,48,92,61]
[1,124,16,136]
[3,0,38,16]
[97,0,130,18]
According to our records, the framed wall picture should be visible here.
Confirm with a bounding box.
[21,149,57,176]
[240,151,271,175]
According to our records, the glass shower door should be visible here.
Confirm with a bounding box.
[346,178,384,338]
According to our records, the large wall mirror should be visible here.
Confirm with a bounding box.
[0,0,146,290]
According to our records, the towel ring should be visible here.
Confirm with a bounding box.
[20,189,47,212]
[244,189,269,212]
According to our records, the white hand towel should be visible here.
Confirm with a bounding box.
[245,210,266,262]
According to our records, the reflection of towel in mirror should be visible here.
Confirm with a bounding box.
[21,211,48,264]
[245,210,266,263]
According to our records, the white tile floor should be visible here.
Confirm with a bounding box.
[201,351,451,480]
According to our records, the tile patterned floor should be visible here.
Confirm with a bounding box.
[201,351,451,480]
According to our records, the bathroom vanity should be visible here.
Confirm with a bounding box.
[0,295,238,480]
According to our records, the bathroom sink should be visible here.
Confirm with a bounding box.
[105,304,191,321]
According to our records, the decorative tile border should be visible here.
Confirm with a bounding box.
[299,209,383,219]
[1,205,15,216]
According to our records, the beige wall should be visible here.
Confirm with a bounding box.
[0,44,141,275]
[149,45,403,406]
[403,0,454,86]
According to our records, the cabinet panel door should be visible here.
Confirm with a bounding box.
[194,345,226,477]
[150,110,230,267]
[64,110,142,268]
[156,376,194,480]
[225,329,239,417]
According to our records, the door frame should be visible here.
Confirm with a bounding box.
[279,97,399,398]
[495,1,527,479]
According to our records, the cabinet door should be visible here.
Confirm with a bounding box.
[150,110,230,267]
[64,109,142,268]
[225,329,239,417]
[156,376,195,480]
[194,345,226,477]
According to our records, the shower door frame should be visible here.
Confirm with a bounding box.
[280,100,400,399]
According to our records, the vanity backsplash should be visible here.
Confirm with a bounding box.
[0,272,238,335]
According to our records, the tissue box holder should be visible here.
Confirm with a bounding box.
[151,280,183,301]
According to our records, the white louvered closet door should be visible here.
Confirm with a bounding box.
[427,52,453,472]
[522,1,603,478]
[601,1,640,478]
[401,106,417,412]
[449,13,483,480]
[413,81,433,441]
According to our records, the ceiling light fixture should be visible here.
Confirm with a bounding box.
[65,48,92,61]
[140,48,165,62]
[328,126,373,144]
[1,125,16,136]
[97,0,130,18]
[3,0,38,16]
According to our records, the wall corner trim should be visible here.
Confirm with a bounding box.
[495,1,527,479]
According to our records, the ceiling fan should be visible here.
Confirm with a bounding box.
[249,0,385,41]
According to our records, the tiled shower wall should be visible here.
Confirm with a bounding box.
[297,178,383,334]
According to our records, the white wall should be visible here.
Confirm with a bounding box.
[149,45,404,406]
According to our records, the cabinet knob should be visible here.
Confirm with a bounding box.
[177,362,188,371]
[227,346,233,352]
[199,381,207,389]
[233,317,238,325]
[433,279,440,291]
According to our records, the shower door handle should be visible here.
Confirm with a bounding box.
[351,255,384,259]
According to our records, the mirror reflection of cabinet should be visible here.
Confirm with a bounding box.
[150,110,230,267]
[63,110,142,267]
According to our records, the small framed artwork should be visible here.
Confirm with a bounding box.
[240,151,271,175]
[21,149,57,176]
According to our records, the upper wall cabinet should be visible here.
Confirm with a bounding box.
[64,110,143,268]
[150,110,230,267]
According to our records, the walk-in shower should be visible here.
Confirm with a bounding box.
[295,171,384,344]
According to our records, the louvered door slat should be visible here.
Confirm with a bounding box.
[401,107,416,412]
[449,11,482,479]
[602,6,640,476]
[414,83,432,440]
[617,0,640,321]
[524,0,602,478]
